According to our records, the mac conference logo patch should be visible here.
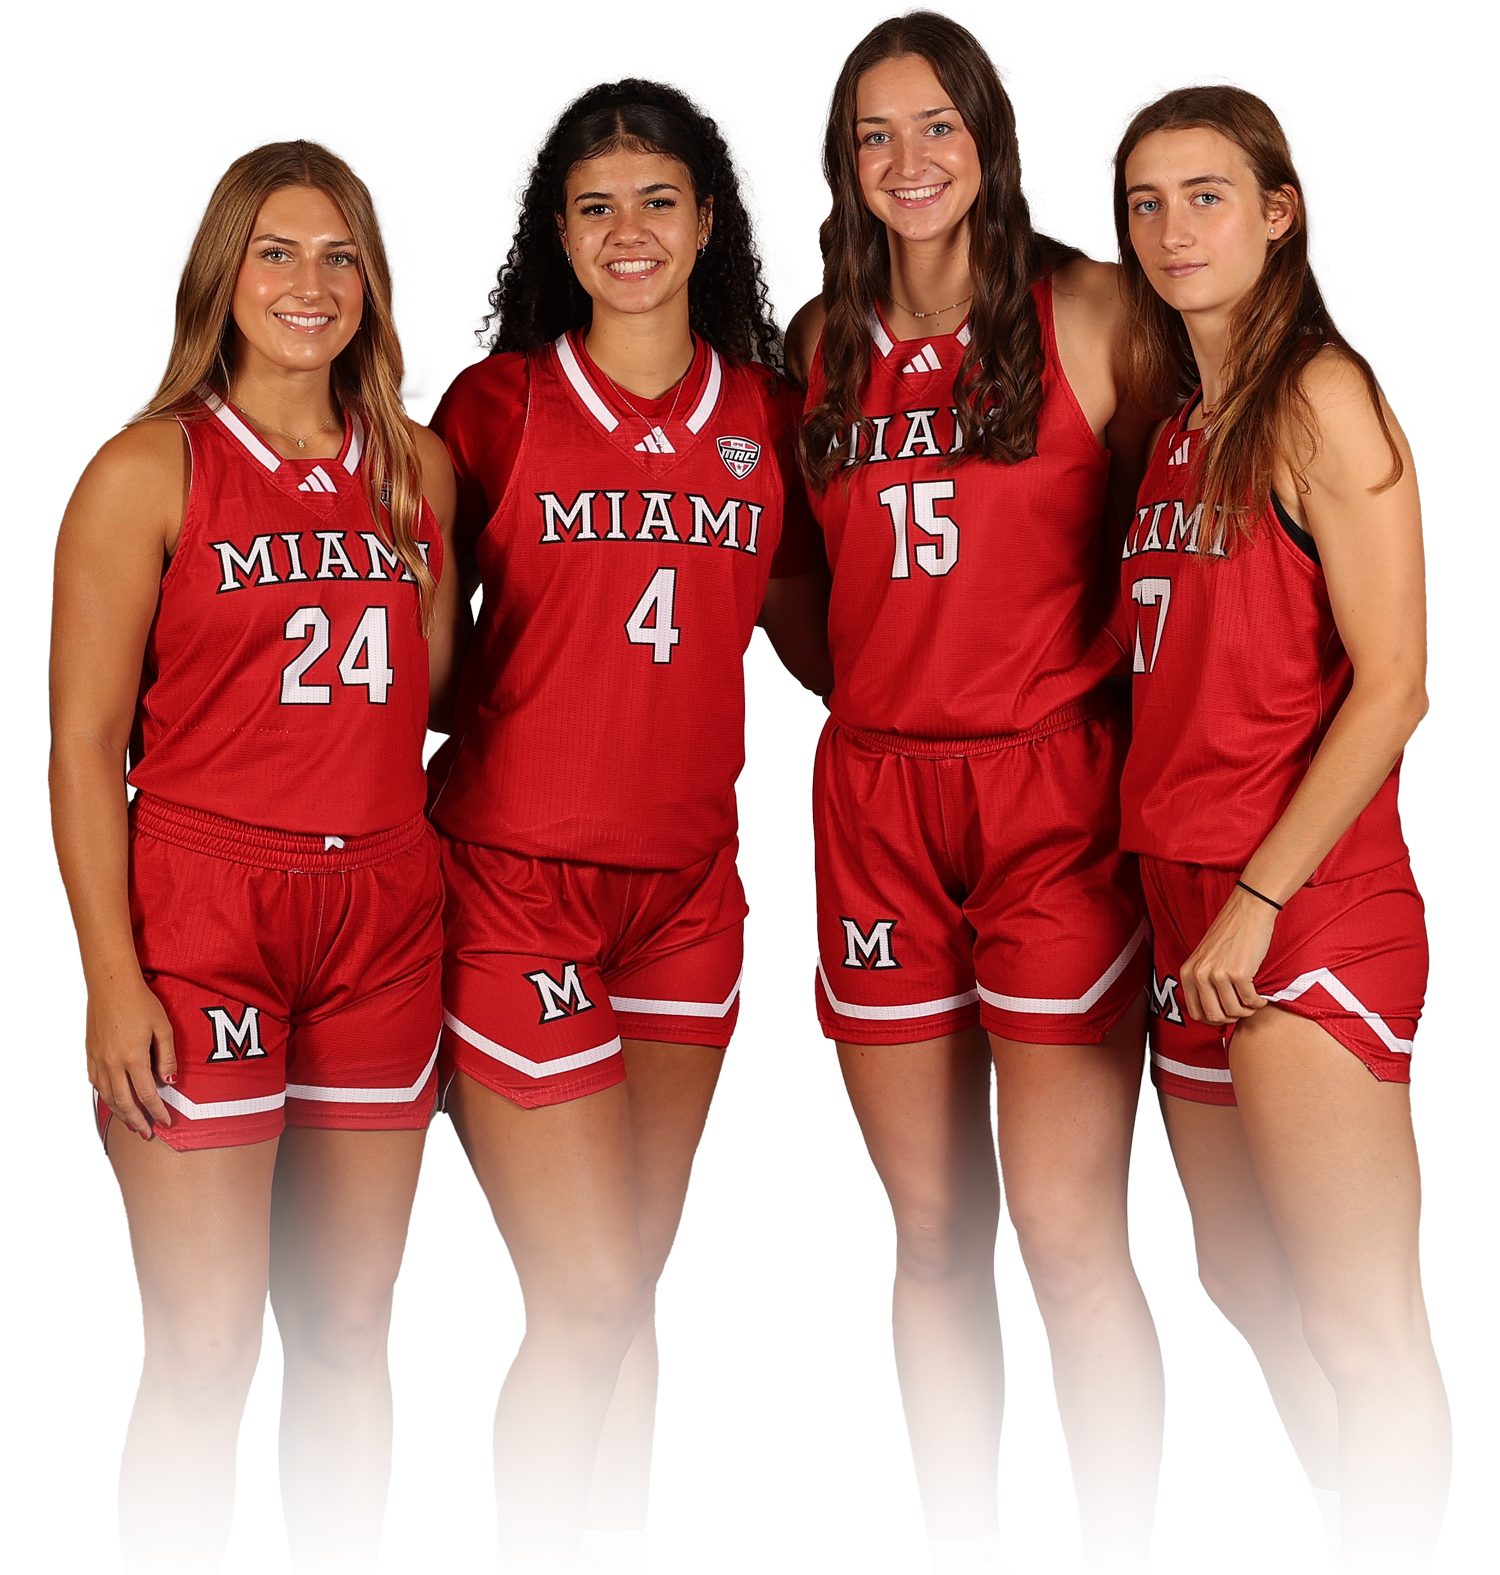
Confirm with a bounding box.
[717,436,761,479]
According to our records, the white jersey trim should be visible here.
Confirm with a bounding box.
[1267,968,1414,1057]
[868,311,895,358]
[157,1084,287,1120]
[444,1009,622,1080]
[1151,1051,1234,1084]
[201,387,282,473]
[956,323,972,346]
[684,348,723,433]
[609,970,742,1019]
[286,1036,440,1103]
[343,410,365,474]
[976,919,1149,1016]
[554,334,621,432]
[817,962,979,1021]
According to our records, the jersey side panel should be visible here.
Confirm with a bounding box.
[128,405,439,835]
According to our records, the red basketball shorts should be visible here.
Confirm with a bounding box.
[1140,856,1427,1105]
[438,837,746,1109]
[106,794,443,1152]
[814,701,1149,1046]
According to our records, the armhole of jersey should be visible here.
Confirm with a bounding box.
[1271,492,1320,563]
[160,415,201,587]
[1034,273,1108,458]
[477,354,534,548]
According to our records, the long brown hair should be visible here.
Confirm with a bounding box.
[1113,86,1401,544]
[137,141,435,625]
[801,10,1079,490]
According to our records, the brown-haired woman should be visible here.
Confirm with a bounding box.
[787,13,1162,1571]
[49,141,459,1573]
[1114,87,1448,1571]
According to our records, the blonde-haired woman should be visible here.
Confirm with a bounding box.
[49,141,459,1573]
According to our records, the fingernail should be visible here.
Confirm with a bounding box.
[163,1075,177,1086]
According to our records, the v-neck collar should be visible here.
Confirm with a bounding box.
[199,387,364,501]
[552,332,723,465]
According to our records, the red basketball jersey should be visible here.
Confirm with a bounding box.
[1118,403,1406,878]
[128,393,441,835]
[429,333,821,870]
[805,277,1117,739]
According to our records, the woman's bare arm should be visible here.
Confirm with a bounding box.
[49,420,186,1136]
[1178,353,1426,1025]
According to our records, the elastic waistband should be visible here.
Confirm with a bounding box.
[130,794,432,871]
[835,695,1112,759]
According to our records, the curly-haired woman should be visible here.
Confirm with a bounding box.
[428,79,830,1573]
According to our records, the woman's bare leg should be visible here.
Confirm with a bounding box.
[1230,1007,1449,1574]
[989,1000,1162,1572]
[269,1126,427,1573]
[1160,1094,1339,1489]
[838,1028,1004,1540]
[449,1072,646,1574]
[109,1129,278,1574]
[583,1040,726,1539]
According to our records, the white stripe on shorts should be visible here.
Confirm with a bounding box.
[1267,967,1413,1057]
[817,962,980,1021]
[976,919,1149,1016]
[609,971,743,1019]
[1151,1051,1234,1085]
[286,1034,441,1103]
[157,1085,287,1120]
[444,1010,622,1080]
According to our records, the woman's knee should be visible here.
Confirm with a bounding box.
[890,1191,999,1284]
[525,1260,648,1362]
[1297,1286,1432,1390]
[141,1314,263,1416]
[275,1288,395,1375]
[1008,1202,1129,1310]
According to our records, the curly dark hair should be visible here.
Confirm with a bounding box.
[480,79,783,373]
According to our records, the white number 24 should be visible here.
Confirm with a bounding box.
[281,606,394,704]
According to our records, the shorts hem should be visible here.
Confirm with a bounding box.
[615,1014,736,1050]
[818,1004,982,1046]
[447,1053,628,1110]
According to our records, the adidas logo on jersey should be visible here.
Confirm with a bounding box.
[717,436,761,479]
[634,426,677,454]
[297,465,339,494]
[901,345,942,375]
[1167,438,1192,467]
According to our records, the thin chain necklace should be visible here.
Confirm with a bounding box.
[889,292,973,321]
[233,397,339,450]
[598,348,694,438]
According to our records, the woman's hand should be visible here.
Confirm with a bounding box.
[85,972,177,1139]
[1180,885,1278,1026]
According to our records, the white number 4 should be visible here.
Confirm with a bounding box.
[281,606,393,704]
[625,568,681,664]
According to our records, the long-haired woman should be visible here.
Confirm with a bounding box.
[429,79,829,1573]
[49,141,459,1573]
[787,13,1162,1571]
[1115,86,1448,1571]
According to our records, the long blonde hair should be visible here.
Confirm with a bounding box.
[138,140,435,626]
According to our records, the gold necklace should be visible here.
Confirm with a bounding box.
[233,400,339,450]
[889,293,973,320]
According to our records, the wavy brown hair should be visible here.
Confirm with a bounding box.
[137,141,435,626]
[1113,86,1401,545]
[801,10,1079,490]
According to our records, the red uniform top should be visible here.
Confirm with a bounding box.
[1118,401,1405,879]
[429,333,822,870]
[128,393,441,835]
[805,276,1117,739]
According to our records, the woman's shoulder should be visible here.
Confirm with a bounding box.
[432,351,531,437]
[785,295,826,389]
[1047,257,1123,324]
[82,416,190,494]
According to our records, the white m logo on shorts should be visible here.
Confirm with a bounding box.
[203,1004,266,1062]
[525,963,597,1024]
[841,918,900,970]
[1149,971,1185,1026]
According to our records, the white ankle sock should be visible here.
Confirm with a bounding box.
[929,1533,1003,1574]
[578,1528,648,1574]
[1310,1486,1340,1557]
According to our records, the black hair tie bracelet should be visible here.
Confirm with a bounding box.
[1236,879,1284,912]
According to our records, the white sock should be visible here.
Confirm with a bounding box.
[929,1533,1003,1574]
[1310,1486,1340,1558]
[578,1527,649,1574]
